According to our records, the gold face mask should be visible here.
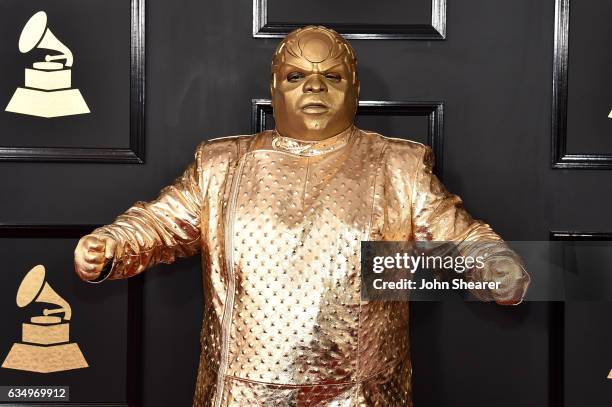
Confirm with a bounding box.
[271,26,360,141]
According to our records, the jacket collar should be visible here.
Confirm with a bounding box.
[271,125,355,157]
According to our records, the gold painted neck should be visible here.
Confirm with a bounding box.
[271,125,356,157]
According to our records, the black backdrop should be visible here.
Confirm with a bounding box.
[1,1,611,406]
[0,1,130,149]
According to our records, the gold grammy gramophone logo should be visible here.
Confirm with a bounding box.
[5,11,90,118]
[1,265,88,373]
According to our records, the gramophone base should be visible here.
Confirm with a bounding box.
[1,342,88,373]
[5,87,90,118]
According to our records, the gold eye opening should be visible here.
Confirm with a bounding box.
[287,72,305,82]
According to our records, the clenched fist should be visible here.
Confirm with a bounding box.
[74,234,117,281]
[481,255,530,305]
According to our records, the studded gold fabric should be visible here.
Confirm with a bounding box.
[92,126,530,406]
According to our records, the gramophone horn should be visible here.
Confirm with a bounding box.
[16,265,46,307]
[18,11,47,53]
[17,11,74,67]
[37,282,72,321]
[15,265,72,321]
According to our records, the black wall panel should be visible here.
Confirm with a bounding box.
[1,1,610,406]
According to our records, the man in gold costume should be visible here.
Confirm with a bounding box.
[74,26,530,406]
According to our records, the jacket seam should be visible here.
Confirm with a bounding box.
[222,365,392,388]
[359,137,388,382]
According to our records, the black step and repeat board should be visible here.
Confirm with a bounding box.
[552,0,612,168]
[0,226,142,406]
[0,1,144,163]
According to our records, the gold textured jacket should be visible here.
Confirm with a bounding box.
[91,126,530,406]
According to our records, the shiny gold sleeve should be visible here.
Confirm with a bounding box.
[91,142,207,281]
[411,145,530,304]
